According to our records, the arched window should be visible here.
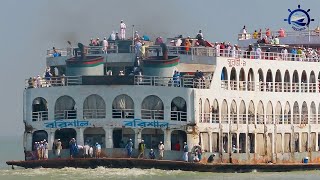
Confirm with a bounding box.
[301,71,308,93]
[310,102,316,124]
[258,69,264,91]
[275,70,282,92]
[257,101,264,124]
[284,102,291,124]
[112,94,134,119]
[171,97,187,121]
[221,100,228,124]
[230,100,237,124]
[247,68,255,91]
[302,102,308,124]
[141,95,163,120]
[292,70,299,92]
[32,97,48,121]
[221,67,228,90]
[83,94,106,119]
[230,68,237,90]
[54,95,76,120]
[248,101,255,124]
[266,69,273,92]
[284,70,291,92]
[212,99,219,123]
[309,71,316,93]
[239,68,246,91]
[203,99,210,123]
[266,101,273,124]
[239,100,246,124]
[275,102,282,124]
[293,101,300,124]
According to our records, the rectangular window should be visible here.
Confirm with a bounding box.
[239,133,246,153]
[256,133,265,155]
[284,133,291,153]
[212,132,219,152]
[276,133,282,153]
[248,133,255,153]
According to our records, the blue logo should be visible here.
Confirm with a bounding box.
[284,5,314,31]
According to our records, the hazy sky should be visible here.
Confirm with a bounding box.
[0,0,319,137]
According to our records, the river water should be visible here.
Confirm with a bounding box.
[0,136,319,180]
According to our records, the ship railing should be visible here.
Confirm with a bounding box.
[230,80,237,90]
[201,113,211,123]
[238,81,246,91]
[309,83,317,93]
[32,111,48,121]
[112,109,135,119]
[134,75,212,89]
[283,82,291,92]
[83,109,106,119]
[266,82,273,92]
[248,114,255,124]
[170,111,187,121]
[221,115,228,124]
[221,80,228,90]
[275,114,283,124]
[25,76,82,89]
[266,114,273,124]
[257,81,265,92]
[211,113,219,123]
[238,30,320,40]
[54,110,77,120]
[309,114,317,124]
[247,81,255,91]
[274,82,282,92]
[283,114,291,124]
[292,114,300,124]
[141,109,164,120]
[256,115,264,124]
[146,46,216,57]
[47,45,119,57]
[230,114,237,124]
[300,82,308,93]
[292,83,300,92]
[239,114,247,124]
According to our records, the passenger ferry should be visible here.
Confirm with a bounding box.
[23,27,320,164]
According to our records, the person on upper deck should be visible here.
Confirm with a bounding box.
[196,30,203,40]
[175,35,182,47]
[266,28,271,38]
[109,31,116,41]
[134,31,140,42]
[253,30,259,39]
[103,37,108,54]
[155,37,163,45]
[115,32,120,41]
[278,28,286,37]
[241,25,247,39]
[256,45,262,59]
[120,20,126,40]
[274,36,280,45]
[185,37,191,53]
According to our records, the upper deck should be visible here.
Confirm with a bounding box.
[238,29,320,48]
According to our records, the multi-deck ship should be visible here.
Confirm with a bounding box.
[22,27,320,165]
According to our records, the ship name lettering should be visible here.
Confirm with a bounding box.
[228,58,246,67]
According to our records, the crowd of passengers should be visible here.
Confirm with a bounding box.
[28,137,212,163]
[27,67,65,88]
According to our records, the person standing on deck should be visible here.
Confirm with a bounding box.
[95,142,102,158]
[138,140,145,158]
[120,20,126,40]
[158,141,165,160]
[125,139,133,158]
[55,139,62,158]
[102,37,108,54]
[256,45,262,59]
[183,142,189,162]
[43,140,49,159]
